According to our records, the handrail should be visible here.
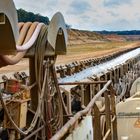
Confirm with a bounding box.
[58,81,107,85]
[50,80,112,140]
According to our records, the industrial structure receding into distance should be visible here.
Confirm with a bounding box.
[0,0,140,140]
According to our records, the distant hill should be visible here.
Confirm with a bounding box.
[104,34,126,42]
[17,8,49,25]
[68,29,107,45]
[16,9,107,44]
[97,30,140,35]
[17,9,135,43]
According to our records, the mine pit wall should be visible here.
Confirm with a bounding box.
[59,54,140,115]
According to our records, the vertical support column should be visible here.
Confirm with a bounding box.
[120,65,123,78]
[94,77,100,93]
[100,75,105,89]
[111,70,115,84]
[98,78,101,91]
[123,64,126,75]
[90,84,94,100]
[29,58,38,111]
[104,92,112,140]
[81,84,85,107]
[110,86,118,140]
[126,63,128,73]
[93,103,102,140]
[118,67,120,79]
[128,63,130,71]
[116,67,120,82]
[66,91,72,115]
[114,68,117,83]
[84,85,90,106]
[105,73,108,81]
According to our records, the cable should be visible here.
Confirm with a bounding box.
[0,22,44,66]
[0,24,48,135]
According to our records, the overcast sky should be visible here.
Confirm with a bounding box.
[13,0,140,31]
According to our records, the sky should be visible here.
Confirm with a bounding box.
[13,0,140,31]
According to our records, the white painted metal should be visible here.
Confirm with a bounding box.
[47,12,68,54]
[130,77,140,96]
[65,116,93,140]
[117,92,140,140]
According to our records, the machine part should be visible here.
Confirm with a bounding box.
[65,116,93,140]
[47,12,67,55]
[130,77,140,96]
[0,22,38,66]
[0,0,19,54]
[0,1,67,139]
[50,80,113,140]
[4,100,28,129]
[0,22,42,66]
[16,23,44,51]
[117,92,140,140]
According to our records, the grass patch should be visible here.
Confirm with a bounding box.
[67,41,134,55]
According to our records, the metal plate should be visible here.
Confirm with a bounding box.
[66,116,93,140]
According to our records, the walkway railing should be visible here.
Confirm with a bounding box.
[51,80,118,140]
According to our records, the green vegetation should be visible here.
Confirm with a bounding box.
[17,9,49,24]
[98,30,140,35]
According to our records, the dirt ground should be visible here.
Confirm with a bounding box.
[56,42,140,65]
[0,41,140,74]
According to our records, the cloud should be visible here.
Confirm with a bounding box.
[13,0,140,31]
[107,11,119,17]
[102,19,130,31]
[68,1,91,14]
[103,0,132,7]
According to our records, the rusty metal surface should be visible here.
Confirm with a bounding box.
[56,46,140,79]
[104,92,112,140]
[0,0,19,42]
[0,1,68,139]
[47,12,68,55]
[50,80,112,140]
[1,1,140,140]
[58,81,107,85]
[93,103,102,140]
